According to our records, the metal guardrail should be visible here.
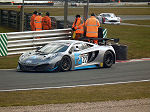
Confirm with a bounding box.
[0,28,72,56]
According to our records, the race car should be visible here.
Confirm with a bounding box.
[97,13,121,24]
[17,40,116,72]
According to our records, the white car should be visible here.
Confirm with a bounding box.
[97,13,121,24]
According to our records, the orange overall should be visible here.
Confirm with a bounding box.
[85,16,100,44]
[72,17,84,40]
[30,14,36,31]
[42,16,52,30]
[34,15,43,31]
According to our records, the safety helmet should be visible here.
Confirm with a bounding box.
[33,11,37,14]
[46,12,50,16]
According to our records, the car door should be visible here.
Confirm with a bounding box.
[71,43,89,67]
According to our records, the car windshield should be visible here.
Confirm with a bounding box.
[103,14,111,17]
[103,14,115,17]
[39,43,69,54]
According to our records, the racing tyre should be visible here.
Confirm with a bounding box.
[59,56,72,72]
[103,51,114,68]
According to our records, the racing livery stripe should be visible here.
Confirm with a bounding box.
[74,65,98,70]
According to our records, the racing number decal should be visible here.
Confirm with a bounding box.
[81,54,88,64]
[74,53,88,65]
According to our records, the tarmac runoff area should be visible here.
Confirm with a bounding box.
[0,98,150,112]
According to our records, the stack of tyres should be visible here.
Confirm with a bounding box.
[112,44,128,60]
[1,10,9,26]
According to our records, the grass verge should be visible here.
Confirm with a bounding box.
[0,26,17,33]
[0,81,150,107]
[123,20,150,25]
[102,21,150,59]
[0,7,150,16]
[0,55,20,69]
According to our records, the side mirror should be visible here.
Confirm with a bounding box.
[69,49,72,54]
[36,46,41,51]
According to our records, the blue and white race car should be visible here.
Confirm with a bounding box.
[17,40,116,72]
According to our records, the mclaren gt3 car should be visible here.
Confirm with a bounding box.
[17,40,116,72]
[97,13,121,24]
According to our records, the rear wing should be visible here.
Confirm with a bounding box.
[79,37,119,45]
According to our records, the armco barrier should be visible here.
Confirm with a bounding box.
[0,28,72,56]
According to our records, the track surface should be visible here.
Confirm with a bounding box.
[0,61,150,91]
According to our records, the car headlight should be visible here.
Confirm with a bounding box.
[19,52,32,61]
[19,53,25,61]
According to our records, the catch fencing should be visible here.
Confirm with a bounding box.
[0,9,57,31]
[0,28,72,56]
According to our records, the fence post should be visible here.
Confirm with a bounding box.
[64,0,68,28]
[20,1,25,31]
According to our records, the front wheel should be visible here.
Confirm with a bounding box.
[59,56,72,72]
[103,51,114,68]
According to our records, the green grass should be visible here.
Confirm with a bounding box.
[0,55,20,69]
[102,22,150,59]
[0,81,150,107]
[0,7,150,16]
[0,26,17,33]
[123,20,150,25]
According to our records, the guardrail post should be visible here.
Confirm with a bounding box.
[0,33,8,56]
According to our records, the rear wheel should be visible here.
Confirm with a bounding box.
[59,56,72,72]
[103,51,114,68]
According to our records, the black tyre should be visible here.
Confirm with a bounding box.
[59,56,72,72]
[103,51,114,68]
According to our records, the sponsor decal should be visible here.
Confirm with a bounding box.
[31,55,37,59]
[74,53,88,65]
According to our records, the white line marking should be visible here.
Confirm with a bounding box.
[0,79,150,92]
[0,69,16,70]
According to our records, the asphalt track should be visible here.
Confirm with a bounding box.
[0,60,150,91]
